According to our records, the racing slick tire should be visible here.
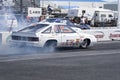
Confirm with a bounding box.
[80,39,90,49]
[44,40,57,51]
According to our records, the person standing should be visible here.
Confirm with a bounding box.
[47,4,53,15]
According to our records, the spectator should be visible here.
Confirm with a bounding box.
[80,16,90,29]
[38,16,45,22]
[47,5,53,15]
[80,16,88,25]
[26,16,31,23]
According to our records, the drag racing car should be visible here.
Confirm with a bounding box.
[9,22,97,50]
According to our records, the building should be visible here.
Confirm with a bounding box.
[40,0,106,9]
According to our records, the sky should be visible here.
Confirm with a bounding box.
[53,0,117,2]
[103,0,117,2]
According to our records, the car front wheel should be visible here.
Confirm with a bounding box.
[80,39,90,49]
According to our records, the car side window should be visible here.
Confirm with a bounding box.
[59,25,75,33]
[54,26,60,33]
[42,27,51,33]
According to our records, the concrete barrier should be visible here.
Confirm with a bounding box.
[0,32,11,45]
[81,29,120,41]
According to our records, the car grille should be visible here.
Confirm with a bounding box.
[12,35,39,41]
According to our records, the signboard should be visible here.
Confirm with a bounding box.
[28,7,42,17]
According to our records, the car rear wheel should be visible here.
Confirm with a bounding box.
[44,41,57,51]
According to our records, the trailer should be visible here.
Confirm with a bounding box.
[67,7,117,27]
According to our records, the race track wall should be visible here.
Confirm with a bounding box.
[81,29,120,41]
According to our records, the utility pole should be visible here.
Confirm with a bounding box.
[31,0,35,7]
[42,0,44,8]
[34,0,35,7]
[20,0,23,14]
[69,0,70,10]
[118,0,120,28]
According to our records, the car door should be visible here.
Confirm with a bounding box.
[40,25,62,47]
[58,25,80,47]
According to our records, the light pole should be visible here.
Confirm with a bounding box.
[69,0,71,10]
[31,0,36,7]
[20,0,23,14]
[42,0,44,8]
[118,0,120,28]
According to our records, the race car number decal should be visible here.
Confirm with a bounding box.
[61,40,74,46]
[62,39,80,46]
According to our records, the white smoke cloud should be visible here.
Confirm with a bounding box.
[0,44,55,55]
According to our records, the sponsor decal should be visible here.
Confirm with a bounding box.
[109,31,120,40]
[94,31,104,39]
[110,34,120,37]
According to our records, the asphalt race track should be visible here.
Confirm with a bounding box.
[0,41,120,80]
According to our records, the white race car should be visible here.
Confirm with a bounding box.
[9,22,97,49]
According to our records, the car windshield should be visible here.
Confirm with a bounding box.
[42,18,56,23]
[19,24,49,32]
[65,19,74,25]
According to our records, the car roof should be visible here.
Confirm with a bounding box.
[41,18,69,23]
[38,21,67,25]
